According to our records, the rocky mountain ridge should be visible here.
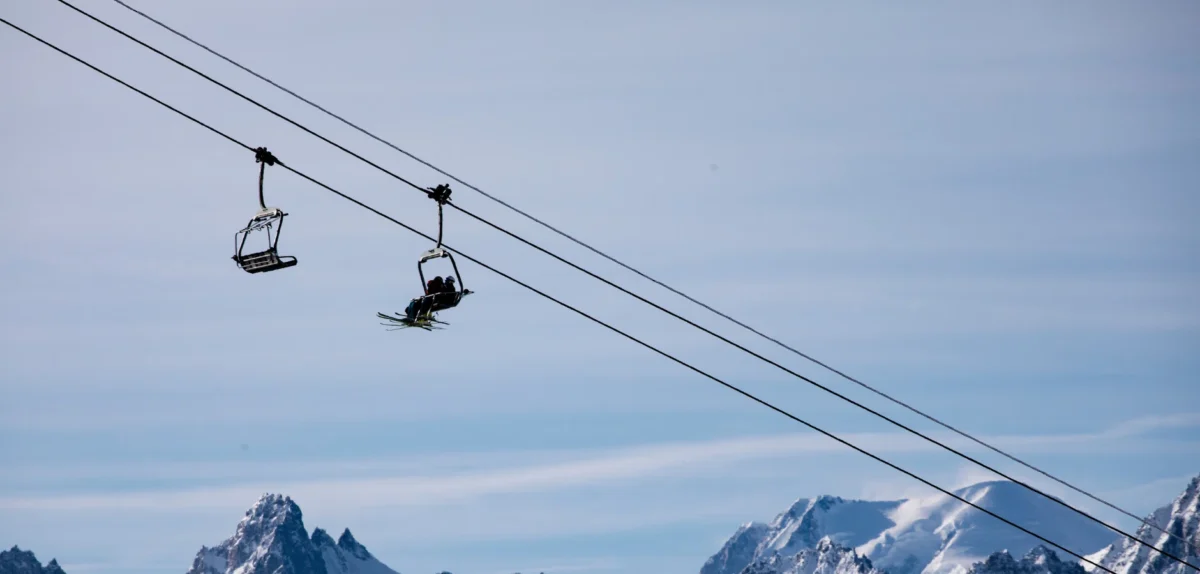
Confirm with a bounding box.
[702,475,1200,574]
[184,493,399,574]
[0,546,67,574]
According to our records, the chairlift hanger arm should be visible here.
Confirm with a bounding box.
[414,185,464,294]
[254,146,280,210]
[426,184,452,247]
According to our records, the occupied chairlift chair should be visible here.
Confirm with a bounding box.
[376,184,473,331]
[418,246,470,313]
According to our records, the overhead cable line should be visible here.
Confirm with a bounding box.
[58,2,1200,561]
[55,1,1194,565]
[0,19,1125,570]
[105,0,1196,554]
[446,201,1182,563]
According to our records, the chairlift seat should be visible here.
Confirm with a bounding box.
[234,248,297,274]
[233,207,297,274]
[428,290,464,312]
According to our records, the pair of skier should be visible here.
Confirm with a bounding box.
[403,275,459,321]
[425,275,456,296]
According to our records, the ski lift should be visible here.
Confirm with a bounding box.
[418,245,470,312]
[378,184,472,331]
[233,147,297,274]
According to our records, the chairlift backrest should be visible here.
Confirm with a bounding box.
[254,206,284,219]
[241,208,286,234]
[416,247,466,293]
[419,246,449,264]
[233,208,296,274]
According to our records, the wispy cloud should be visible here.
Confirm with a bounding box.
[1102,474,1198,500]
[0,434,850,511]
[4,412,1197,512]
[1103,413,1200,438]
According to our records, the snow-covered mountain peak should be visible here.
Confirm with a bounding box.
[186,493,400,574]
[861,479,1115,574]
[241,493,303,527]
[968,546,1085,574]
[815,537,839,552]
[771,495,901,555]
[702,491,901,574]
[743,536,883,574]
[1087,474,1200,574]
[0,546,68,574]
[774,497,851,526]
[702,522,774,574]
[214,493,319,574]
[818,496,850,508]
[312,528,337,549]
[703,479,1116,574]
[1026,546,1058,565]
[954,481,1069,515]
[336,529,373,560]
[773,499,813,527]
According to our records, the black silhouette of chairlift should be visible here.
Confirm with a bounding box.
[415,184,471,311]
[376,184,474,331]
[233,147,297,274]
[418,246,469,312]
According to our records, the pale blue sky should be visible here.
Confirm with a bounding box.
[1,1,1198,573]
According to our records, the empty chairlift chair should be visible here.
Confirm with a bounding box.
[233,207,296,273]
[232,147,298,274]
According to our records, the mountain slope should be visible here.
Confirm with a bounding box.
[741,538,884,574]
[1086,475,1200,574]
[186,493,400,574]
[860,481,1114,574]
[702,496,900,574]
[0,546,66,574]
[703,522,773,574]
[968,546,1085,574]
[702,480,1116,574]
[313,528,398,574]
